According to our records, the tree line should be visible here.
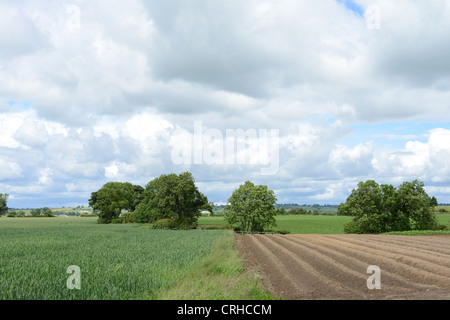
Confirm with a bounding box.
[89,172,278,231]
[337,179,446,233]
[2,177,445,234]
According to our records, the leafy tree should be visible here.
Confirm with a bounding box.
[31,208,41,216]
[0,193,8,216]
[396,180,440,231]
[339,179,444,234]
[224,181,277,233]
[430,196,438,208]
[42,207,54,217]
[89,182,142,224]
[135,172,210,229]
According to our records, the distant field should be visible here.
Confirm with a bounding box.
[199,214,450,235]
[199,215,353,234]
[434,206,450,213]
[0,217,228,299]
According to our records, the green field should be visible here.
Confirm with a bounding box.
[0,217,233,299]
[2,213,449,300]
[199,214,450,235]
[199,215,353,234]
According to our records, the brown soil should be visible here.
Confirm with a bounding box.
[234,233,450,300]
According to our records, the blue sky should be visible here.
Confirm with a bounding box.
[1,0,450,208]
[336,0,364,16]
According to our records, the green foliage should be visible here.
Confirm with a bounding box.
[0,193,8,216]
[133,202,162,223]
[152,218,176,229]
[42,207,53,217]
[286,207,311,215]
[89,182,142,224]
[31,208,42,216]
[224,181,277,233]
[339,179,445,234]
[136,172,210,229]
[429,196,438,207]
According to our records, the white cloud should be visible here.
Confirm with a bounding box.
[0,158,22,180]
[329,142,374,177]
[104,163,119,179]
[373,128,450,182]
[2,1,450,206]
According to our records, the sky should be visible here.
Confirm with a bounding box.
[1,0,450,208]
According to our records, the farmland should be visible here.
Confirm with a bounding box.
[1,213,449,300]
[199,214,450,235]
[0,217,233,299]
[235,233,450,299]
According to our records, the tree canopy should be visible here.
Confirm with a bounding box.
[134,172,211,229]
[224,181,277,233]
[338,179,444,234]
[0,193,8,216]
[89,182,143,224]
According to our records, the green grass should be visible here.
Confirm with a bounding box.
[157,231,275,300]
[0,217,229,300]
[272,215,353,234]
[199,214,450,235]
[436,213,450,225]
[199,215,353,234]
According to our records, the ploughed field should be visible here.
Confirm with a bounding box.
[235,233,450,300]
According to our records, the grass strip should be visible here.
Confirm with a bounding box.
[156,231,276,300]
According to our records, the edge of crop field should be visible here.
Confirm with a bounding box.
[155,230,278,300]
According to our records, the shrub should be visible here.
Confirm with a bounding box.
[274,229,291,235]
[121,212,135,224]
[111,217,124,224]
[152,218,174,229]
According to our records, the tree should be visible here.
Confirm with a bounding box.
[42,207,54,217]
[339,179,444,234]
[430,196,438,208]
[31,208,42,216]
[396,180,440,231]
[0,193,8,216]
[134,172,210,229]
[224,181,277,233]
[89,182,142,224]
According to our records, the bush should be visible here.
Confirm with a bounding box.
[111,217,124,224]
[152,218,175,229]
[121,212,135,224]
[274,229,291,234]
[198,225,228,230]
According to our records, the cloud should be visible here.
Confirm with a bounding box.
[373,128,450,183]
[329,142,375,177]
[1,1,450,206]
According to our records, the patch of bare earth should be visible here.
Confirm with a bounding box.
[234,233,450,300]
